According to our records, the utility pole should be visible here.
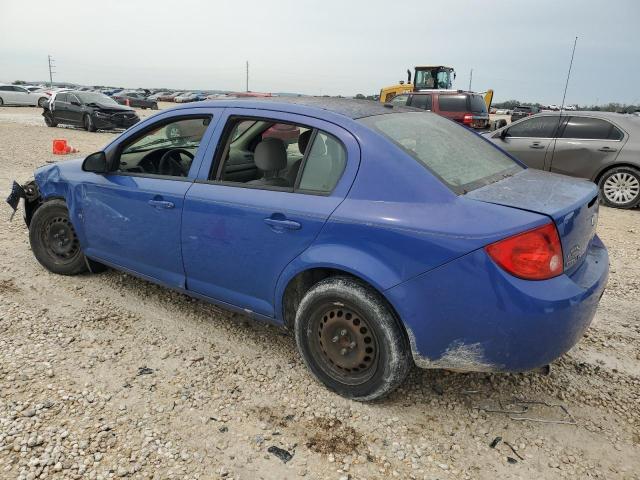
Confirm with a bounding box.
[245,61,249,92]
[468,68,473,91]
[48,55,56,87]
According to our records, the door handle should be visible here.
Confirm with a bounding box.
[263,218,301,230]
[148,199,175,209]
[529,142,546,149]
[598,146,617,152]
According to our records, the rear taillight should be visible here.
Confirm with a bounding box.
[485,223,563,280]
[463,114,473,124]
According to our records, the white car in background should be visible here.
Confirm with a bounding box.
[0,84,49,107]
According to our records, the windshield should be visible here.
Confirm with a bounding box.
[514,106,532,112]
[76,92,118,105]
[359,112,522,194]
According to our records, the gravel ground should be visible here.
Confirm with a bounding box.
[0,107,639,480]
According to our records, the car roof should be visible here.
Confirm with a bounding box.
[171,96,419,120]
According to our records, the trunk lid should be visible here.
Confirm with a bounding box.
[466,169,600,274]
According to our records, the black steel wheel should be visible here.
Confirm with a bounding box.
[311,303,379,385]
[295,276,412,401]
[29,200,87,275]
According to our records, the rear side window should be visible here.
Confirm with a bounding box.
[562,117,623,140]
[298,132,346,193]
[469,95,487,113]
[437,95,468,112]
[360,112,522,193]
[506,116,560,138]
[409,95,432,110]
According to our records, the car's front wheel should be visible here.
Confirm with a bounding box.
[29,200,87,275]
[599,166,640,209]
[295,276,412,401]
[37,97,48,108]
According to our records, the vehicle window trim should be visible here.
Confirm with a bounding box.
[293,129,319,189]
[112,113,213,179]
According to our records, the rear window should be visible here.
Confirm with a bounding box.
[359,112,522,194]
[514,106,532,112]
[437,95,468,112]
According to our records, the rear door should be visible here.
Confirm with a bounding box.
[182,108,360,317]
[549,115,627,180]
[492,115,562,170]
[66,93,84,124]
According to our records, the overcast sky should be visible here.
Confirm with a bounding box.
[1,0,638,105]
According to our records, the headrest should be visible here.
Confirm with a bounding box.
[298,130,312,155]
[255,137,287,171]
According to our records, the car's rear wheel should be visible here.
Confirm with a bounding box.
[0,97,5,106]
[84,114,96,132]
[599,166,640,209]
[37,97,48,108]
[295,276,412,401]
[43,112,57,127]
[29,200,87,276]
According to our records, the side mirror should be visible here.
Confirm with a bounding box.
[82,151,108,173]
[499,128,509,140]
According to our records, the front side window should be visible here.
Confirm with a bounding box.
[360,112,522,193]
[561,117,623,140]
[506,116,561,138]
[117,116,211,177]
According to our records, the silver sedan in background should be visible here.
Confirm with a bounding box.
[486,111,640,208]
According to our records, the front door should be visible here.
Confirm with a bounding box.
[549,115,627,179]
[182,108,359,317]
[77,112,216,287]
[66,93,85,125]
[494,115,563,170]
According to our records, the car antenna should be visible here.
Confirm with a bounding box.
[552,36,578,158]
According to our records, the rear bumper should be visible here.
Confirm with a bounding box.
[385,235,609,372]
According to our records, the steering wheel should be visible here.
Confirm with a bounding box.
[158,148,194,176]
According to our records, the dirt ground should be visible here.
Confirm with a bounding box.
[0,106,638,480]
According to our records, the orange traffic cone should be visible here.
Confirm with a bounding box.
[52,139,79,155]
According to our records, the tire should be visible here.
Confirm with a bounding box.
[37,97,48,108]
[295,276,412,401]
[29,200,87,276]
[152,103,158,110]
[0,97,4,106]
[43,112,58,127]
[598,166,640,209]
[84,114,96,132]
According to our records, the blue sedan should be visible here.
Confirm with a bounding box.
[8,98,609,400]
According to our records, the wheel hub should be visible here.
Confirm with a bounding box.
[315,307,377,382]
[603,172,640,204]
[44,217,79,259]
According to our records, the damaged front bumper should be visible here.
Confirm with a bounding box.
[385,237,609,373]
[5,180,40,224]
